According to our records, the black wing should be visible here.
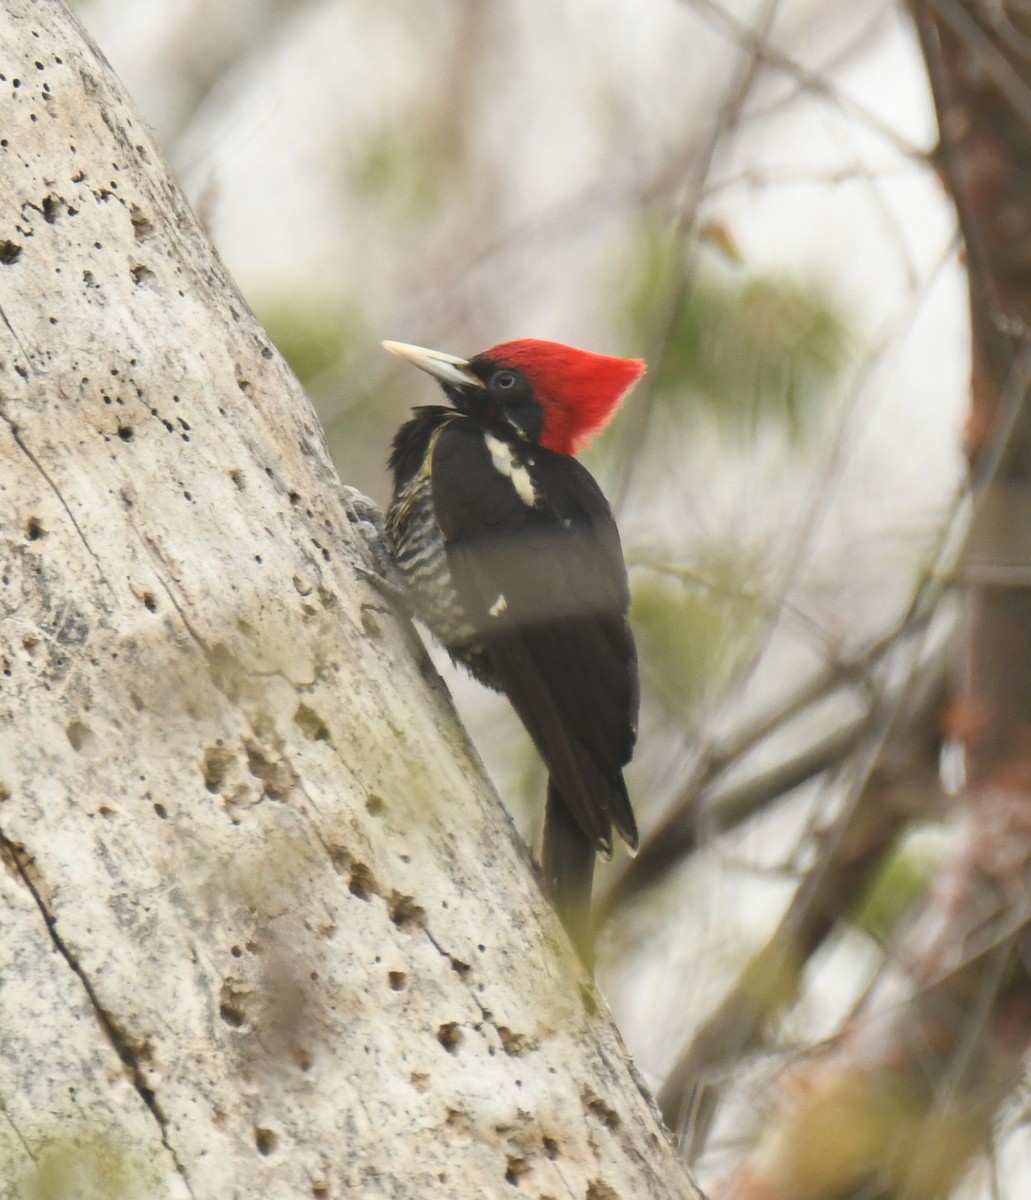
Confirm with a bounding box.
[431,421,638,854]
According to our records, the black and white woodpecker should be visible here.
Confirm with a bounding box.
[382,337,645,964]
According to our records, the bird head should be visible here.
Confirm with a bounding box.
[383,338,646,456]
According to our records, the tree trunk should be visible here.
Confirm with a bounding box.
[0,4,698,1197]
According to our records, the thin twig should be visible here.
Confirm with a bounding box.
[684,0,926,160]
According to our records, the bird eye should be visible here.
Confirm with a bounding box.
[495,371,516,390]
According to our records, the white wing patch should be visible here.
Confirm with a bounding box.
[484,433,538,507]
[488,593,508,618]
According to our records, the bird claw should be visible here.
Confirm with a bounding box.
[341,486,410,608]
[355,562,409,608]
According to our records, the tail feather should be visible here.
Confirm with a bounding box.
[541,779,596,969]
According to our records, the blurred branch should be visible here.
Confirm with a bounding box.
[627,553,825,650]
[911,0,1019,394]
[598,612,947,923]
[743,1,897,126]
[605,222,963,931]
[700,160,921,198]
[700,4,1031,1194]
[684,0,927,160]
[657,650,947,1160]
[714,902,1031,1199]
[159,0,317,158]
[610,0,785,514]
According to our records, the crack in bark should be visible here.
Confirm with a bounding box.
[0,826,197,1199]
[139,530,210,653]
[0,410,114,598]
[0,300,32,369]
[419,920,539,1057]
[0,1091,36,1164]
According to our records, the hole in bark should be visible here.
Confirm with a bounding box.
[388,893,425,930]
[65,721,91,751]
[244,741,294,800]
[254,1127,277,1156]
[388,970,406,991]
[498,1026,530,1056]
[130,263,154,285]
[542,1135,559,1159]
[219,978,249,1027]
[0,240,22,264]
[117,425,133,441]
[348,862,376,901]
[365,794,384,816]
[436,1022,461,1053]
[25,516,44,540]
[153,802,167,819]
[41,194,61,223]
[201,746,233,794]
[229,469,244,489]
[586,1182,618,1200]
[141,591,157,612]
[504,1157,529,1186]
[444,1107,468,1130]
[219,1002,245,1028]
[130,205,154,241]
[294,703,329,742]
[582,1089,620,1130]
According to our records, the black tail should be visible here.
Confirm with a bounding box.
[541,778,596,969]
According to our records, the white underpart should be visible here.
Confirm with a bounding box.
[484,433,538,507]
[488,594,508,618]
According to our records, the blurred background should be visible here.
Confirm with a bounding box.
[70,0,1005,1193]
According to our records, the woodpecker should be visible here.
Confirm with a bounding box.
[383,337,645,963]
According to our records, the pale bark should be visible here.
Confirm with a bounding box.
[0,4,699,1197]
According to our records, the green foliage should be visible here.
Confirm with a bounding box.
[852,827,943,944]
[631,559,761,711]
[626,229,851,438]
[347,117,461,222]
[260,298,366,390]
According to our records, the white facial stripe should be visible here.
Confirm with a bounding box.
[488,594,508,617]
[484,434,538,507]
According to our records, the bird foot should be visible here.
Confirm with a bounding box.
[341,486,409,607]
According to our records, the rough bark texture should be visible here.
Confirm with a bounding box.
[0,4,699,1198]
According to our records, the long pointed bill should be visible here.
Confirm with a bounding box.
[382,340,486,390]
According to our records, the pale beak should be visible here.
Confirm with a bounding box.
[382,340,486,390]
